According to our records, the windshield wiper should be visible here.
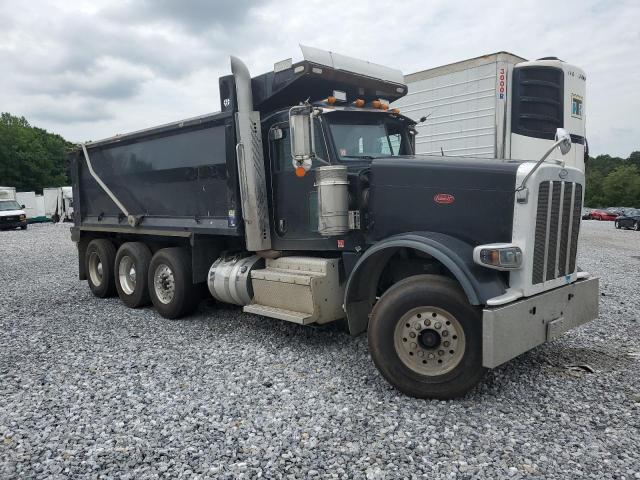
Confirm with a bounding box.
[341,155,376,160]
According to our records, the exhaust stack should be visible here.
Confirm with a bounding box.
[230,56,271,251]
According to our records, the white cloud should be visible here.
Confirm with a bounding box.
[0,0,638,156]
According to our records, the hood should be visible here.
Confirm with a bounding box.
[367,155,522,246]
[0,209,25,217]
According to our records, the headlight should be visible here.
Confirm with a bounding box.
[473,243,522,270]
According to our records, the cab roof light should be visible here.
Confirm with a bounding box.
[371,100,382,109]
[326,96,337,105]
[354,99,365,108]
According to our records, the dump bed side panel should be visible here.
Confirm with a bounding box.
[73,112,241,236]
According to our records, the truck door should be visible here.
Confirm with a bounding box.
[268,120,329,241]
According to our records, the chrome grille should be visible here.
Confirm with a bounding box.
[532,181,582,285]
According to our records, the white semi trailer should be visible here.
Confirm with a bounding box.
[393,52,587,171]
[16,191,47,223]
[44,186,74,222]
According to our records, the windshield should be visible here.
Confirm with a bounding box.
[327,114,412,161]
[0,200,21,211]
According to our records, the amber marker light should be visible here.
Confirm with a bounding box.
[295,166,307,177]
[371,100,381,109]
[354,99,365,107]
[392,108,400,114]
[326,96,337,105]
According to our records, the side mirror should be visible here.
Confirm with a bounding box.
[555,128,572,155]
[21,204,25,209]
[289,105,315,174]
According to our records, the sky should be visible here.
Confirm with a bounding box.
[0,0,638,157]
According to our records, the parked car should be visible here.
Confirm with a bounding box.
[615,209,640,230]
[0,199,28,230]
[582,208,592,220]
[589,209,617,221]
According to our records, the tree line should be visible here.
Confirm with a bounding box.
[0,111,638,207]
[0,113,72,193]
[585,151,640,208]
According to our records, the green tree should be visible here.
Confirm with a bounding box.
[601,164,640,207]
[0,113,72,193]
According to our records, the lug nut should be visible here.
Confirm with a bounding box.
[424,319,431,327]
[441,330,449,337]
[428,353,435,359]
[414,323,422,331]
[410,342,417,350]
[443,341,450,347]
[434,322,442,329]
[438,350,445,356]
[409,332,416,338]
[418,351,425,357]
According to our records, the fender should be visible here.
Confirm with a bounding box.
[344,232,507,335]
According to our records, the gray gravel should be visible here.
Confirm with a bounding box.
[1,221,639,479]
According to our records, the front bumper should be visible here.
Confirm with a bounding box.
[482,277,599,368]
[0,220,27,229]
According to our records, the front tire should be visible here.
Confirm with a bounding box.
[148,248,199,319]
[615,221,620,229]
[368,275,486,399]
[85,239,117,298]
[634,222,640,231]
[115,242,152,308]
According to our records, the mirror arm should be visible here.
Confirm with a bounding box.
[516,129,572,196]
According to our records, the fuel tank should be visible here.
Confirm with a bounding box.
[367,155,521,246]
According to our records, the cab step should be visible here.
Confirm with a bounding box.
[244,256,345,324]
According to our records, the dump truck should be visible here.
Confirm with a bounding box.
[393,52,588,171]
[69,46,599,399]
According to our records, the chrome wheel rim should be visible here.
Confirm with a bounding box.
[153,264,175,304]
[393,306,466,376]
[118,255,137,295]
[88,252,103,287]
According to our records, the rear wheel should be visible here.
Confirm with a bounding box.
[115,242,152,308]
[85,239,117,298]
[634,222,640,231]
[615,221,620,229]
[368,275,485,399]
[148,248,199,319]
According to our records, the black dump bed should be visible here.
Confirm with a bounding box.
[70,106,241,237]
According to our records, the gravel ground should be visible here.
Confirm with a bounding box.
[1,221,639,479]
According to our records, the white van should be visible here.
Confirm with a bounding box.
[0,186,28,230]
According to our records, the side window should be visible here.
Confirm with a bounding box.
[272,126,292,172]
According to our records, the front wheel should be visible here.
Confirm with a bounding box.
[615,221,620,229]
[368,275,486,399]
[634,222,640,231]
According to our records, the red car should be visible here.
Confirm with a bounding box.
[589,209,618,221]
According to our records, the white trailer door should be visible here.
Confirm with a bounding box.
[394,61,500,158]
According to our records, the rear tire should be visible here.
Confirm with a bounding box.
[615,221,620,229]
[148,248,199,319]
[115,242,152,308]
[85,239,117,298]
[368,274,486,399]
[634,222,640,231]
